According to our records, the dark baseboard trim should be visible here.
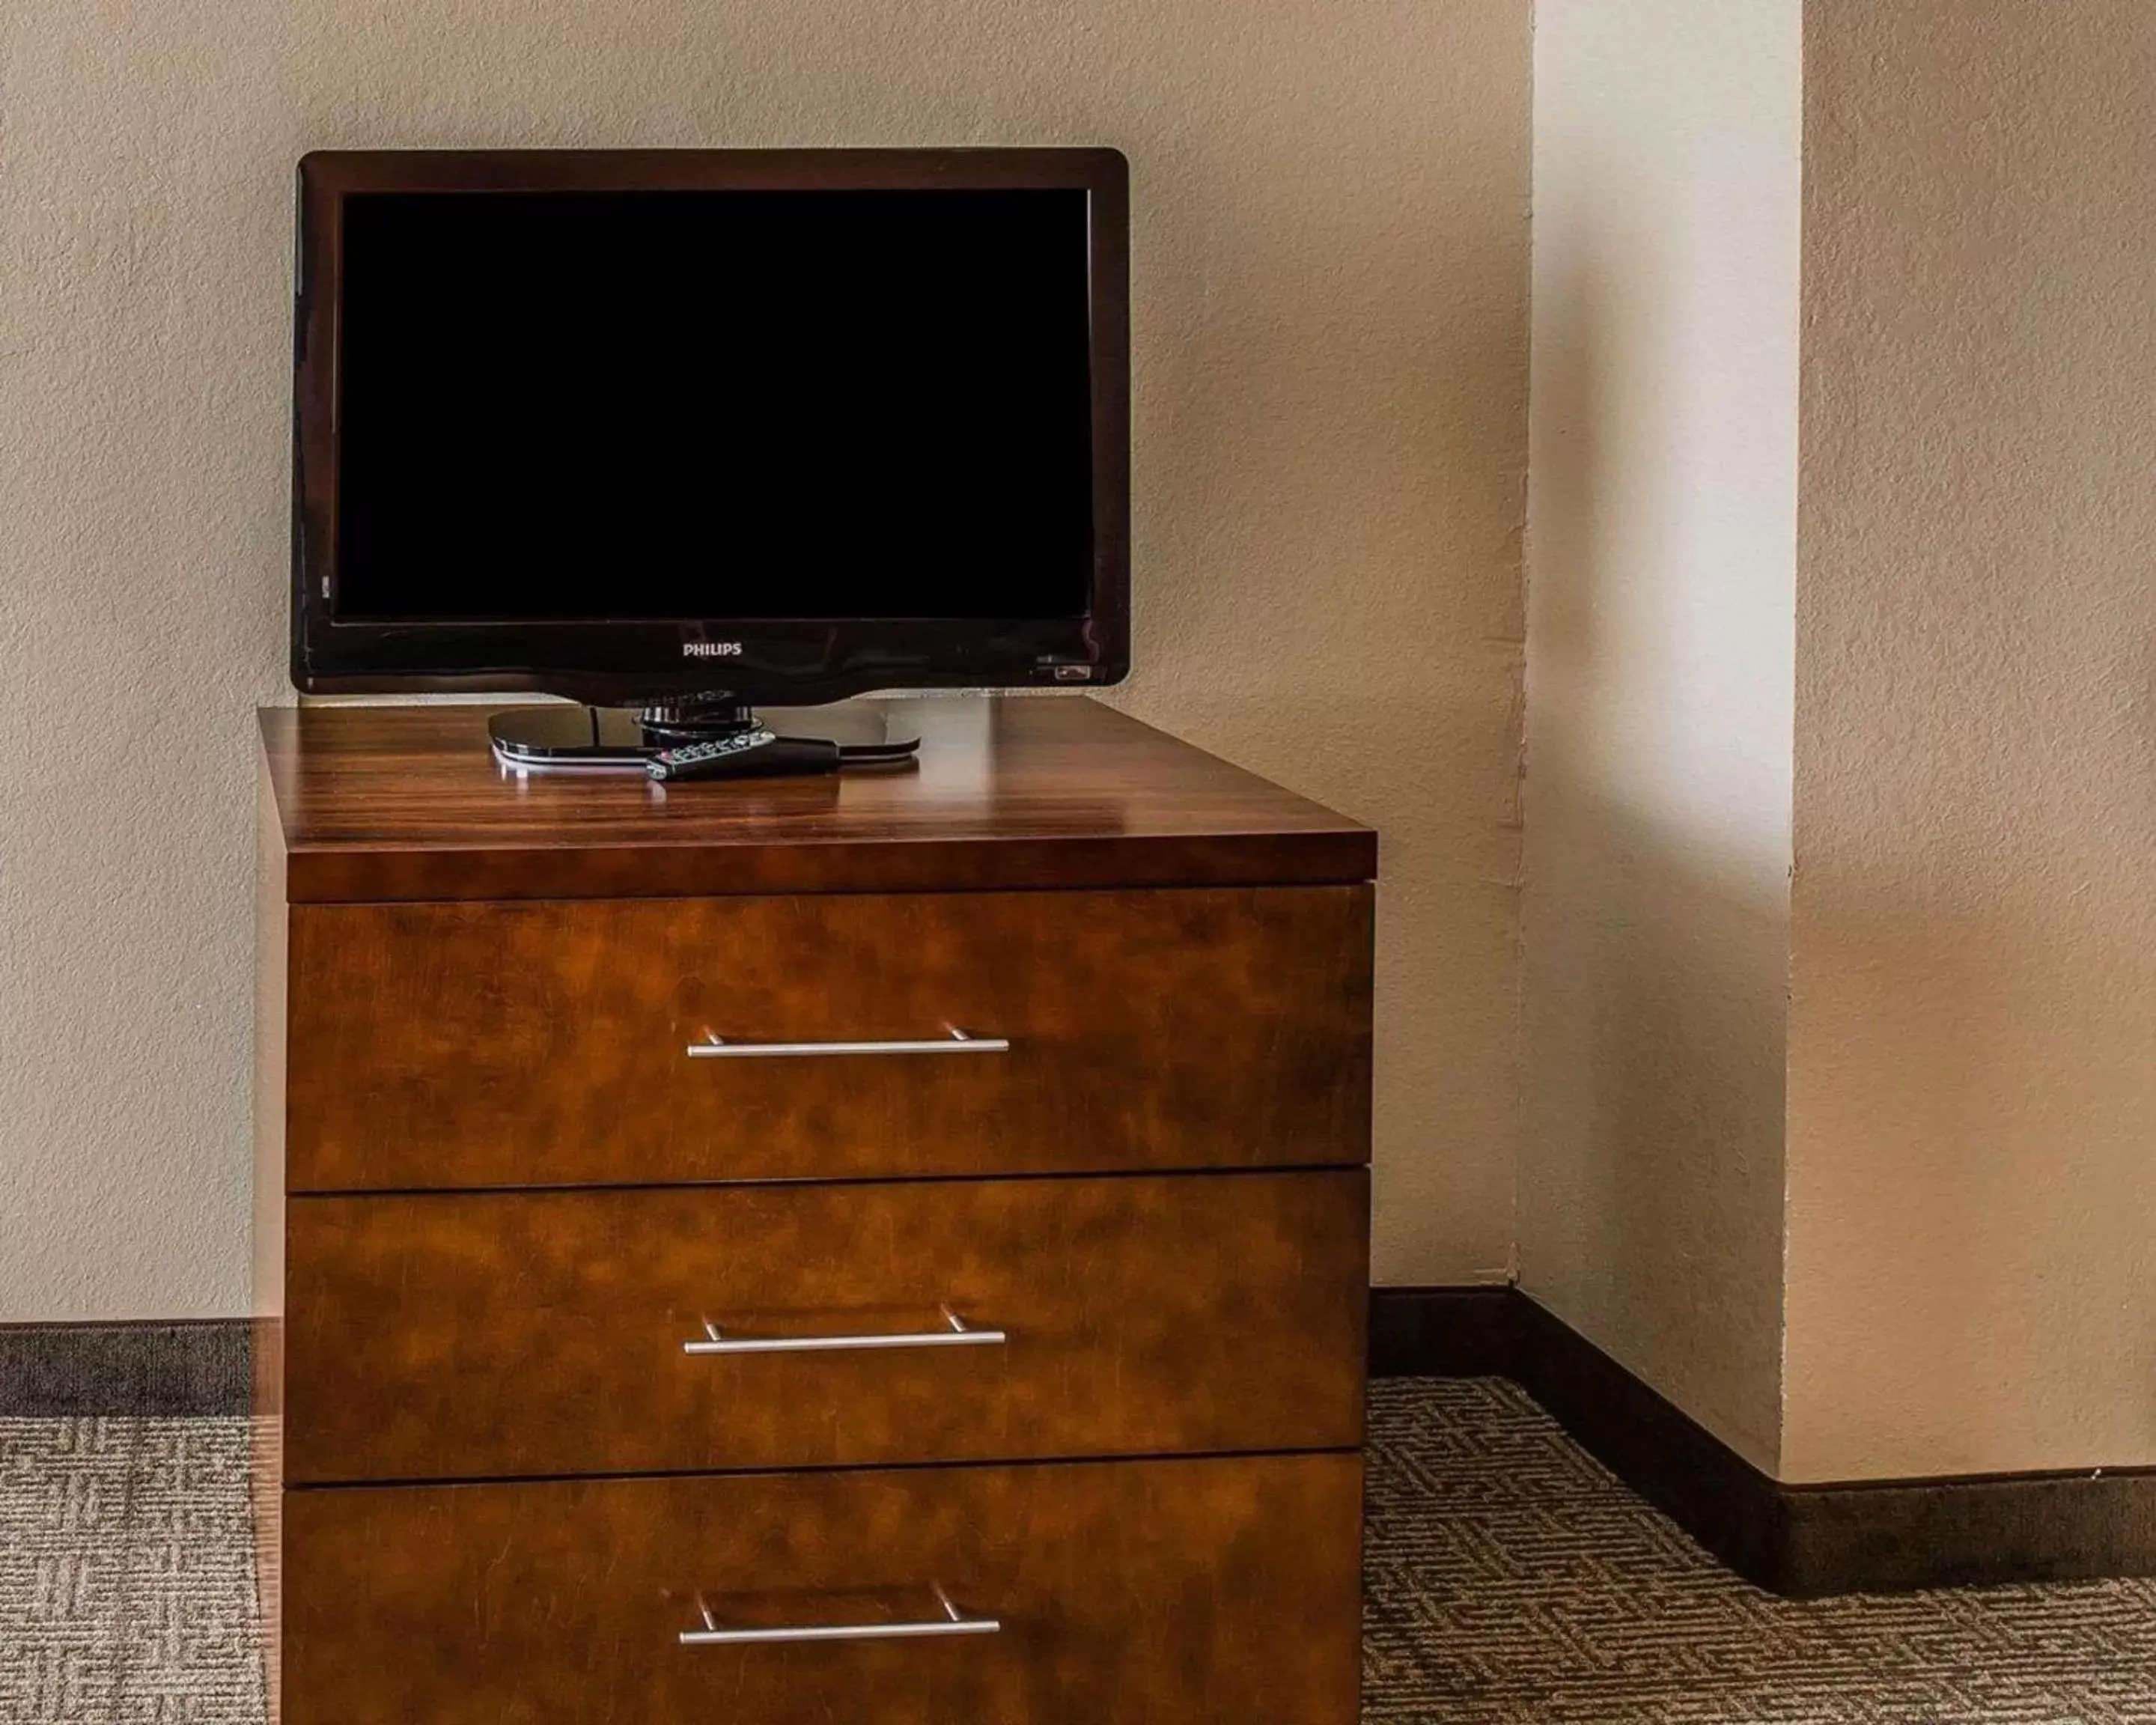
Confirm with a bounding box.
[1370,1284,2156,1597]
[0,1319,251,1417]
[1781,1467,2156,1596]
[1367,1283,1517,1378]
[1505,1291,1789,1584]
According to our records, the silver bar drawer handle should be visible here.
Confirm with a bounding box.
[683,1306,1007,1357]
[685,1026,1011,1059]
[680,1584,1000,1648]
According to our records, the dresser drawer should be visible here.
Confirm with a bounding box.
[278,1454,1362,1725]
[282,886,1371,1190]
[284,1169,1366,1482]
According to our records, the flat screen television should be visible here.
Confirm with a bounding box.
[290,147,1130,771]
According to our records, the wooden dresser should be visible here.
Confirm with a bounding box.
[254,696,1375,1725]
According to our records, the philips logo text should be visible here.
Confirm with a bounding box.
[682,642,745,658]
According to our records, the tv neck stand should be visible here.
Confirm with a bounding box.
[639,696,759,742]
[487,699,922,779]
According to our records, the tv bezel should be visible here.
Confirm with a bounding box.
[290,147,1130,705]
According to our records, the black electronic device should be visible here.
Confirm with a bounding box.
[290,147,1131,773]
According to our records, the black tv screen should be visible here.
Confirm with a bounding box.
[292,149,1129,704]
[335,189,1094,623]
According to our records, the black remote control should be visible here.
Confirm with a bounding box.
[645,728,779,781]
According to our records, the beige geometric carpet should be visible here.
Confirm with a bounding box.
[2,1378,2152,1723]
[1362,1381,2156,1724]
[0,1420,257,1723]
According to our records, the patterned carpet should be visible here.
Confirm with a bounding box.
[0,1420,256,1722]
[1362,1381,2156,1724]
[1,1378,2151,1723]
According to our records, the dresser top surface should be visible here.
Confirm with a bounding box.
[258,698,1375,902]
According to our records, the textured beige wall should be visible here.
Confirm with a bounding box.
[1521,0,1803,1471]
[1785,0,2156,1481]
[0,1,1531,1317]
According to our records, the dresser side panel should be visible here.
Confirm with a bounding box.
[252,749,288,1725]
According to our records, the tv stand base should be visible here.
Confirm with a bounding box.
[487,701,921,777]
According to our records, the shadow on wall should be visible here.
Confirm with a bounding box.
[1520,769,1791,1470]
[1116,85,1532,1288]
[1527,189,2156,1482]
[1520,216,1791,1473]
[1783,833,2156,1479]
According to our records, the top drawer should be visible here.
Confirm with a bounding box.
[283,886,1371,1190]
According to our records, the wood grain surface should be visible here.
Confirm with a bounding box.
[283,1170,1368,1482]
[259,698,1376,902]
[257,696,1377,1725]
[252,754,288,1725]
[278,1454,1365,1725]
[283,886,1373,1190]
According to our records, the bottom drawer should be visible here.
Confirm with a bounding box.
[279,1454,1362,1725]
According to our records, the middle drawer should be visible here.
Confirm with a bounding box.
[284,1169,1368,1483]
